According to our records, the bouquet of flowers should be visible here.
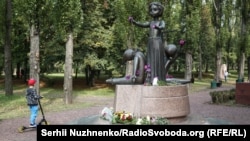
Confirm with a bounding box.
[112,111,136,124]
[100,107,169,125]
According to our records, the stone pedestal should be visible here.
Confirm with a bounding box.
[114,85,190,122]
[236,82,250,105]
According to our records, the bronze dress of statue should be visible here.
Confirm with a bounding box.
[165,43,182,75]
[106,48,146,85]
[129,2,166,84]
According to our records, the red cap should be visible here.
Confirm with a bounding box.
[28,78,36,86]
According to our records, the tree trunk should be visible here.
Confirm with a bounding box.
[29,25,40,94]
[216,48,222,82]
[4,0,13,96]
[248,57,250,81]
[213,0,222,82]
[239,52,245,80]
[238,0,248,80]
[185,52,192,80]
[64,32,73,104]
[198,44,202,80]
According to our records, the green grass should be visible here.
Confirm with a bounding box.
[0,71,245,120]
[0,74,115,120]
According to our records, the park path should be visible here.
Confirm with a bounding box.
[1,84,250,141]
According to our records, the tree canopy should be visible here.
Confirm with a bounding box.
[2,0,250,96]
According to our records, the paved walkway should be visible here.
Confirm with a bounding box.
[1,84,250,141]
[68,85,249,125]
[68,114,235,125]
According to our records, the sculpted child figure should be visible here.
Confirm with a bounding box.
[129,2,166,84]
[106,48,145,85]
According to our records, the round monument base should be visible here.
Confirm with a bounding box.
[167,116,188,124]
[114,85,190,122]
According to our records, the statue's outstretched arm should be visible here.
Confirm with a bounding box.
[128,16,149,28]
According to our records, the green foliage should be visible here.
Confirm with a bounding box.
[2,0,250,105]
[53,0,83,33]
[0,94,28,119]
[3,0,248,80]
[209,89,235,104]
[157,80,168,86]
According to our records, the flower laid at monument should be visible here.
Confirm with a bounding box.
[100,107,169,125]
[112,111,135,124]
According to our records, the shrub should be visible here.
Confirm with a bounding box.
[209,88,235,104]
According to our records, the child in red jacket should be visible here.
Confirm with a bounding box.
[26,78,42,127]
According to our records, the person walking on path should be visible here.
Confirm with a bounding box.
[224,71,229,82]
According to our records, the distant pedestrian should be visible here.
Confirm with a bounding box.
[224,71,229,82]
[20,69,25,79]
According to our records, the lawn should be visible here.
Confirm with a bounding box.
[0,71,242,120]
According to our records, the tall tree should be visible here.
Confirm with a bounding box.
[53,0,83,104]
[199,2,215,80]
[212,0,223,82]
[238,0,250,81]
[79,0,114,78]
[224,0,236,73]
[29,24,40,93]
[29,0,42,94]
[4,0,13,96]
[180,0,201,80]
[64,32,73,104]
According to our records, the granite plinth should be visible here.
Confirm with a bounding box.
[114,85,190,122]
[236,82,250,105]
